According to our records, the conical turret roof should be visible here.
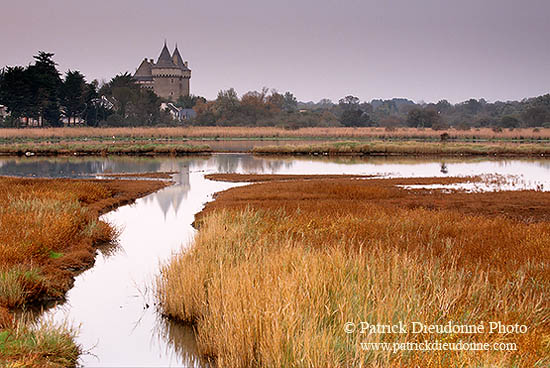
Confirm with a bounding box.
[172,44,186,68]
[156,41,176,68]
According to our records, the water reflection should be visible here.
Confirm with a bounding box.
[3,153,548,367]
[153,316,210,368]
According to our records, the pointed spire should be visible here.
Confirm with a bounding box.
[172,44,186,68]
[157,41,175,67]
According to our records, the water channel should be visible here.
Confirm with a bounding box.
[1,154,549,367]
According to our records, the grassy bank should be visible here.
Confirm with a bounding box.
[0,142,211,156]
[252,140,550,156]
[0,175,169,367]
[157,175,550,367]
[0,127,548,156]
[0,127,549,142]
[0,320,79,367]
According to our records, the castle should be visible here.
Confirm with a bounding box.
[133,42,191,101]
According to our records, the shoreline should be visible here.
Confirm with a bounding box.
[0,141,549,157]
[158,173,550,367]
[0,174,171,366]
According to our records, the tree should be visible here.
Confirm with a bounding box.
[266,91,284,113]
[176,94,202,109]
[132,90,161,125]
[338,95,370,126]
[340,109,370,127]
[62,70,86,124]
[283,92,298,113]
[102,73,139,119]
[82,80,101,126]
[0,66,34,126]
[500,115,520,128]
[27,51,63,126]
[407,108,441,128]
[435,99,452,113]
[338,95,360,110]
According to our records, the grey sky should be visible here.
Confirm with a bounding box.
[1,0,549,103]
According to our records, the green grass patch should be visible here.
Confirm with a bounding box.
[0,320,80,368]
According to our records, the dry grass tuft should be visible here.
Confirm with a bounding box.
[158,176,550,367]
[0,319,80,368]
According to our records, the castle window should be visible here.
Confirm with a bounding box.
[171,79,174,83]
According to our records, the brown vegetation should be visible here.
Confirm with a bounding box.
[205,174,550,222]
[0,142,211,156]
[159,174,550,367]
[0,175,168,366]
[252,141,550,156]
[0,126,549,140]
[0,176,168,321]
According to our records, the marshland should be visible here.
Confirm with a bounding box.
[0,154,549,367]
[2,0,550,365]
[0,127,550,157]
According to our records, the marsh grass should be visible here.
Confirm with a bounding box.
[0,142,211,156]
[0,127,549,141]
[158,178,550,367]
[252,141,550,156]
[0,176,167,366]
[0,319,80,368]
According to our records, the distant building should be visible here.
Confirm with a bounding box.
[160,102,196,122]
[134,42,191,101]
[179,108,196,121]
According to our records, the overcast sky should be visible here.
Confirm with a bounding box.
[1,0,549,103]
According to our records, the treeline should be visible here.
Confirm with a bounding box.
[0,52,173,127]
[192,88,330,127]
[0,52,101,127]
[191,91,550,129]
[1,52,549,129]
[344,96,550,130]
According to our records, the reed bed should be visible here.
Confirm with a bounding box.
[252,141,550,156]
[0,127,549,141]
[157,176,550,367]
[0,142,211,156]
[0,176,168,367]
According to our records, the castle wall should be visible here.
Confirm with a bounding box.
[153,75,190,101]
[180,78,190,97]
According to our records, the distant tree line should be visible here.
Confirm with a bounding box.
[0,52,100,127]
[295,95,550,130]
[191,91,550,129]
[1,52,549,129]
[0,52,172,127]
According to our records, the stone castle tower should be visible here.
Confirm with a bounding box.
[133,42,191,101]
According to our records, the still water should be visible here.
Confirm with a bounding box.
[1,154,549,367]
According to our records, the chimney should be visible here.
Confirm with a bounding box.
[184,61,188,67]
